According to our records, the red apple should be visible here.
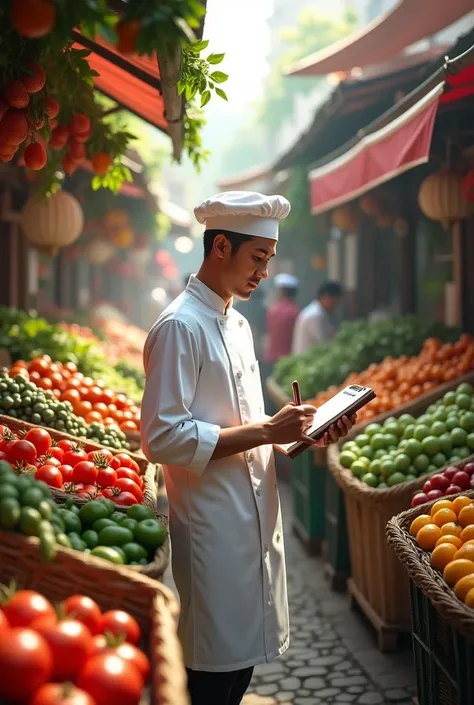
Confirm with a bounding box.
[463,462,474,477]
[423,480,432,493]
[426,489,444,501]
[444,467,458,482]
[453,471,470,490]
[411,492,428,508]
[445,484,462,495]
[470,475,474,490]
[430,474,450,492]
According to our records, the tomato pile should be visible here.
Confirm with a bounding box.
[0,424,143,503]
[0,586,149,705]
[9,357,140,434]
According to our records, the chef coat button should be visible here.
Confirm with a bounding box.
[247,452,254,462]
[251,363,255,372]
[236,371,242,379]
[256,488,261,497]
[220,319,225,326]
[276,533,281,543]
[239,319,244,326]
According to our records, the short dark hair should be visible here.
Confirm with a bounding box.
[203,229,254,258]
[317,281,342,299]
[282,286,298,299]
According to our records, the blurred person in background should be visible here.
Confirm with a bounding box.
[264,273,300,365]
[292,281,342,355]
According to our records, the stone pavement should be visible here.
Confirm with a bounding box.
[161,480,417,705]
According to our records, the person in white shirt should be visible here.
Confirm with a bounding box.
[141,192,355,705]
[292,280,343,355]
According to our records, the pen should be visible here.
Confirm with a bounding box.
[292,380,302,406]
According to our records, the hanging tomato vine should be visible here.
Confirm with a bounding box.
[0,0,228,192]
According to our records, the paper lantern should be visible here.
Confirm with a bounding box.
[461,169,474,203]
[84,239,115,266]
[21,191,84,256]
[331,205,358,232]
[418,169,474,227]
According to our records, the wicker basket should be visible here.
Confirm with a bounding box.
[0,530,189,705]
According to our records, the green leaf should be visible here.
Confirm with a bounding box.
[189,39,209,53]
[215,87,228,101]
[207,53,225,65]
[200,90,211,108]
[91,176,102,191]
[209,71,228,84]
[177,79,186,96]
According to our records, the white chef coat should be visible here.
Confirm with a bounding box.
[141,275,289,672]
[292,299,335,354]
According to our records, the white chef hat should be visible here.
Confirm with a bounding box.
[194,191,291,241]
[274,273,299,289]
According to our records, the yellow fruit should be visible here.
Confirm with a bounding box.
[433,508,458,527]
[465,587,474,608]
[416,524,442,551]
[431,543,458,571]
[460,525,474,543]
[458,505,474,528]
[443,559,474,586]
[431,499,454,517]
[435,535,462,549]
[454,574,474,602]
[455,543,474,562]
[441,522,462,537]
[409,514,432,536]
[452,496,472,516]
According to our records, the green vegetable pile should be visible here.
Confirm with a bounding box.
[274,315,460,400]
[0,370,129,450]
[0,461,167,565]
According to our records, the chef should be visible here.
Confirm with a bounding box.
[141,191,354,705]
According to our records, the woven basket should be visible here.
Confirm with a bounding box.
[0,530,189,705]
[386,487,474,642]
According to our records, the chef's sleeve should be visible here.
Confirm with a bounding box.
[141,320,220,475]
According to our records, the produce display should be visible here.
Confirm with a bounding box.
[8,356,140,434]
[308,334,474,421]
[274,315,460,401]
[411,461,474,506]
[0,460,166,566]
[339,382,474,488]
[0,583,150,705]
[409,494,474,610]
[0,368,129,450]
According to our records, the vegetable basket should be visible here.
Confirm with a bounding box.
[387,490,474,705]
[0,530,189,705]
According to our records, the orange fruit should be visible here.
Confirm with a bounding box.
[431,499,454,517]
[441,522,462,538]
[443,559,474,586]
[455,543,474,561]
[416,524,442,551]
[431,543,458,571]
[458,505,474,528]
[409,514,433,536]
[454,574,474,601]
[460,525,474,543]
[435,535,462,549]
[465,587,474,608]
[432,508,458,527]
[452,496,473,516]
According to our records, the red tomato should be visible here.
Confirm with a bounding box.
[97,467,117,488]
[0,610,9,630]
[114,479,143,502]
[63,447,88,467]
[35,619,93,681]
[57,439,75,454]
[30,683,96,705]
[77,653,143,705]
[36,465,63,489]
[38,455,61,468]
[113,454,140,475]
[73,461,98,485]
[114,492,138,506]
[88,449,114,465]
[25,428,52,456]
[114,394,128,410]
[6,439,37,465]
[99,611,141,645]
[107,643,150,681]
[2,590,55,628]
[63,596,102,635]
[83,484,99,498]
[0,628,53,702]
[101,487,121,500]
[58,464,74,482]
[100,389,114,405]
[116,468,143,488]
[48,445,65,463]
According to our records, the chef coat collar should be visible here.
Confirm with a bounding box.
[186,274,233,315]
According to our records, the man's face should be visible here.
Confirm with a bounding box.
[222,236,276,300]
[321,294,341,313]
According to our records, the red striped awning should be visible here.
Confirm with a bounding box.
[309,83,444,214]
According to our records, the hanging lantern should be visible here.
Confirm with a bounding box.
[21,191,84,256]
[331,205,358,232]
[461,169,474,204]
[360,192,382,216]
[418,169,474,228]
[84,239,116,266]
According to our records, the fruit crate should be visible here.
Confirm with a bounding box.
[0,529,189,705]
[291,447,327,556]
[387,490,474,705]
[324,469,351,591]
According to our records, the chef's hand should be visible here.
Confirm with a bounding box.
[313,414,357,447]
[264,403,318,445]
